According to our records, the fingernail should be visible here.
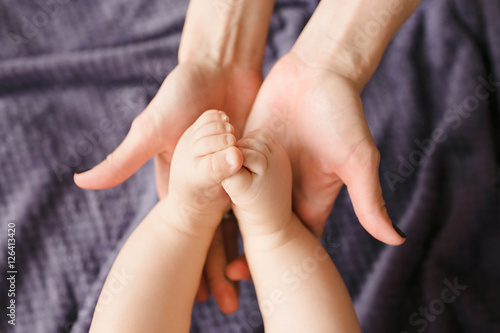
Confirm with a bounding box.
[392,222,406,238]
[225,153,235,168]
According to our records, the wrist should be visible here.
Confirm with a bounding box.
[291,0,420,89]
[178,0,274,71]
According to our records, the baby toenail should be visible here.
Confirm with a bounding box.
[225,152,236,168]
[225,124,232,132]
[219,111,229,122]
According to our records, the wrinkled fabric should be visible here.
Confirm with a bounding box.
[0,0,498,332]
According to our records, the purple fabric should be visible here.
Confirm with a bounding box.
[0,0,498,332]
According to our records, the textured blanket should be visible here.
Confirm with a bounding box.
[0,0,499,332]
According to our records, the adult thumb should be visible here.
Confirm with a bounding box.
[344,146,406,246]
[74,109,163,190]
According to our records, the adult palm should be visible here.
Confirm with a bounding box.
[244,52,405,245]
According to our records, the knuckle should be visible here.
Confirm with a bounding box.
[348,141,380,168]
[357,195,387,221]
[129,116,144,134]
[131,111,151,132]
[206,273,225,286]
[132,110,162,144]
[105,152,116,166]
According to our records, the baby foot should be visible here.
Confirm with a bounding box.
[165,110,243,228]
[221,129,293,237]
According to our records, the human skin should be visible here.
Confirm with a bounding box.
[222,128,361,332]
[243,0,421,239]
[89,110,244,332]
[75,0,274,313]
[76,0,419,313]
[228,0,420,273]
[89,111,360,332]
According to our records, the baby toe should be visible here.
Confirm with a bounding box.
[194,121,234,143]
[246,129,276,150]
[240,147,268,175]
[199,146,243,185]
[191,110,229,132]
[237,136,271,156]
[195,133,237,157]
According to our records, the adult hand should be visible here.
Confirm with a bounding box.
[236,0,420,243]
[224,50,407,286]
[243,52,406,244]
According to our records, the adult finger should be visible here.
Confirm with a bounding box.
[73,108,163,190]
[343,143,406,246]
[226,254,251,281]
[205,223,239,314]
[221,215,242,288]
[195,271,210,303]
